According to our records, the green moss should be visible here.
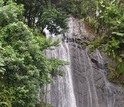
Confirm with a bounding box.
[40,102,53,107]
[81,42,87,46]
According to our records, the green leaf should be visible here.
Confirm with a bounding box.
[120,54,124,58]
[117,63,123,74]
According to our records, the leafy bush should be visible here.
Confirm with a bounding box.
[0,1,68,106]
[38,7,68,34]
[85,0,124,81]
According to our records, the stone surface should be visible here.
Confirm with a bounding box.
[42,16,124,107]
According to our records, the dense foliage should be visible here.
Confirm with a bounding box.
[82,0,124,82]
[0,0,68,107]
[0,0,124,106]
[14,0,68,34]
[49,0,124,83]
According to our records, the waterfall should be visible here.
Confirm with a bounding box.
[85,47,99,107]
[42,16,124,107]
[96,49,114,107]
[44,29,77,107]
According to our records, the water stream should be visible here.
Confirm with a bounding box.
[42,16,124,107]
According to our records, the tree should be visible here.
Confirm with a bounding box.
[14,0,68,34]
[0,1,68,106]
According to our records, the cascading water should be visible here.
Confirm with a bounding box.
[96,49,114,107]
[42,16,124,107]
[44,29,77,107]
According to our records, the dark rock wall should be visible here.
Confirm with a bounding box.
[42,16,124,107]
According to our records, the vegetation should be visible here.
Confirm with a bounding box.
[0,0,124,106]
[0,0,68,107]
[49,0,124,83]
[14,0,68,34]
[82,0,124,83]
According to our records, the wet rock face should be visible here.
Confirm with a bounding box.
[43,16,124,107]
[70,46,124,107]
